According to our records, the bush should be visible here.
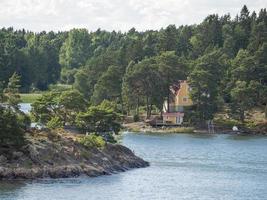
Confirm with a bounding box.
[17,112,31,130]
[133,114,140,122]
[47,116,63,129]
[79,134,105,149]
[60,68,78,84]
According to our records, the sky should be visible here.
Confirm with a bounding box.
[0,0,266,32]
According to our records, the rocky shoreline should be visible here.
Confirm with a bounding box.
[0,131,149,179]
[123,122,267,135]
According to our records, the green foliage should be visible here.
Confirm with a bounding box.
[0,73,29,147]
[48,83,72,92]
[76,101,121,134]
[228,42,267,122]
[59,28,91,69]
[17,112,31,130]
[31,90,87,126]
[31,92,59,124]
[214,118,243,128]
[60,68,78,84]
[158,25,178,52]
[73,70,90,98]
[91,65,123,105]
[0,28,63,91]
[0,106,26,147]
[20,93,42,103]
[4,72,21,110]
[0,6,267,125]
[122,58,162,118]
[0,81,5,103]
[79,134,105,149]
[47,116,63,129]
[133,114,140,122]
[230,81,254,122]
[188,50,225,121]
[59,90,87,124]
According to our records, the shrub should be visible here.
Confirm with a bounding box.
[47,116,63,129]
[47,130,61,141]
[133,114,139,122]
[79,134,105,149]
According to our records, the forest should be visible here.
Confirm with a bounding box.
[0,5,266,126]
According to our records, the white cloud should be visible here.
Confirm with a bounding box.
[0,0,266,32]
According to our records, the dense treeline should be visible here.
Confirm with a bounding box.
[0,29,66,91]
[0,5,266,123]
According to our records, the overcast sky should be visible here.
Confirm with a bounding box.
[0,0,266,32]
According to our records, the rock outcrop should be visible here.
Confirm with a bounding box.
[0,131,149,179]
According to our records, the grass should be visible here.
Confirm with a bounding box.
[20,93,42,103]
[19,84,73,103]
[48,84,72,91]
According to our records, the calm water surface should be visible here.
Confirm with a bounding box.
[1,132,267,200]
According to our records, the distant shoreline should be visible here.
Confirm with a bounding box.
[123,122,267,135]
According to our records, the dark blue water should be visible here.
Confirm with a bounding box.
[1,133,267,200]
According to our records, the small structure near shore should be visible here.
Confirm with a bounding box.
[162,80,193,125]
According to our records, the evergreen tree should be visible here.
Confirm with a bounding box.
[59,28,92,69]
[4,72,21,110]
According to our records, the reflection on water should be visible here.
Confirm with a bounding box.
[0,181,26,192]
[0,181,26,200]
[226,134,266,141]
[1,133,267,200]
[187,132,217,139]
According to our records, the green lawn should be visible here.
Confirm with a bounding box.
[20,93,42,103]
[48,84,72,91]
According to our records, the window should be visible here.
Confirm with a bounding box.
[183,97,187,102]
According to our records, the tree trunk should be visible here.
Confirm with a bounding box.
[136,97,139,116]
[240,109,245,123]
[146,96,149,119]
[148,103,153,119]
[120,96,124,115]
[167,87,170,113]
[127,105,130,116]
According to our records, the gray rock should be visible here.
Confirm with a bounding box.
[27,144,40,163]
[0,155,7,164]
[12,151,24,159]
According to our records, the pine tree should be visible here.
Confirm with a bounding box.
[4,72,21,110]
